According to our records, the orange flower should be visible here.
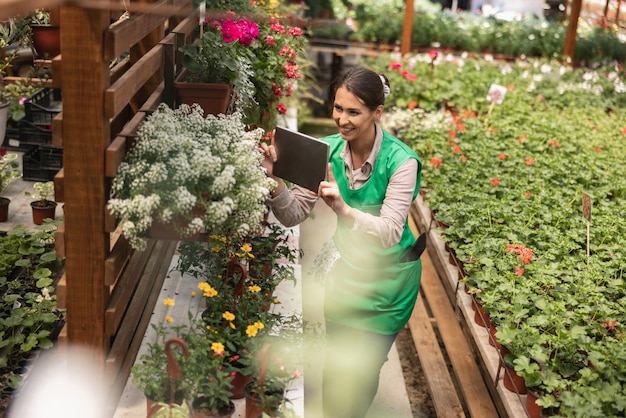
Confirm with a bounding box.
[460,154,467,163]
[593,146,602,153]
[525,157,535,165]
[452,145,461,155]
[408,99,418,109]
[490,176,500,187]
[548,139,561,148]
[514,266,524,277]
[430,157,443,168]
[448,129,457,139]
[498,153,507,160]
[524,190,532,198]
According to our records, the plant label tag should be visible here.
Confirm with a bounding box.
[486,83,507,105]
[582,191,592,223]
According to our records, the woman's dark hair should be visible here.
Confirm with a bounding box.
[328,66,390,112]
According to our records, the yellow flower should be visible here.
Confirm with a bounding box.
[191,291,196,297]
[248,284,261,293]
[165,315,174,323]
[273,297,280,304]
[229,322,236,330]
[240,243,252,253]
[246,325,259,337]
[163,298,175,307]
[211,342,225,355]
[254,321,265,330]
[223,311,235,321]
[211,245,222,253]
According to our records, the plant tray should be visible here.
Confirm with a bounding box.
[38,144,63,169]
[24,88,62,126]
[22,147,60,181]
[18,120,52,146]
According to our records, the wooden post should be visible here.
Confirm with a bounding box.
[563,0,582,61]
[401,0,415,56]
[603,0,611,28]
[60,4,111,367]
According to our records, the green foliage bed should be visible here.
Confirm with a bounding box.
[368,52,626,417]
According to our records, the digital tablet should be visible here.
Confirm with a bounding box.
[273,126,330,192]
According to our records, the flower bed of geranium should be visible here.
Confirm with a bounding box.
[367,52,626,416]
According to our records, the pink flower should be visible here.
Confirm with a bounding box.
[389,62,402,70]
[270,21,285,34]
[276,103,287,114]
[514,266,524,276]
[220,20,242,43]
[265,35,276,46]
[287,27,302,36]
[429,50,439,60]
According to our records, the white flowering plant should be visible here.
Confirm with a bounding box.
[108,103,276,250]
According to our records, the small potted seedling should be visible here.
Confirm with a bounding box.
[25,180,56,224]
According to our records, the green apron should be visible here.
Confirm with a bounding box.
[322,131,423,335]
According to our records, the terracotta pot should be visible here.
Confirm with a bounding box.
[174,69,233,117]
[192,398,235,418]
[0,197,10,222]
[502,361,527,394]
[488,322,501,349]
[472,296,490,328]
[526,388,544,418]
[30,200,57,225]
[229,371,253,399]
[244,381,283,418]
[30,25,61,58]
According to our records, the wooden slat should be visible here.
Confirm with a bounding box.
[104,235,131,286]
[56,272,67,309]
[104,241,155,336]
[410,293,465,418]
[105,240,177,383]
[104,44,163,119]
[110,56,132,85]
[413,229,500,417]
[55,221,65,258]
[104,207,117,233]
[104,84,165,178]
[52,112,63,146]
[51,55,63,88]
[105,136,128,178]
[104,0,170,60]
[53,167,64,202]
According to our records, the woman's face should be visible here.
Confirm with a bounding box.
[332,86,382,143]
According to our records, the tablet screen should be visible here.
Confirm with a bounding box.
[273,126,330,192]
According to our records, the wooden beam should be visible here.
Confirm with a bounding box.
[401,0,414,56]
[61,4,111,362]
[563,0,583,61]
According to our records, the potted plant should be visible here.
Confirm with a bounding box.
[107,103,276,251]
[131,318,189,410]
[25,180,57,225]
[242,337,302,418]
[0,148,20,221]
[181,319,238,418]
[27,9,60,59]
[176,7,258,116]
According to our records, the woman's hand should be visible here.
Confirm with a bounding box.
[259,140,277,177]
[259,136,285,197]
[319,164,355,222]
